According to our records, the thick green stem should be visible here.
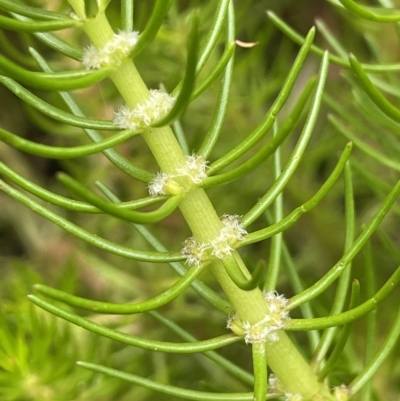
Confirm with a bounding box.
[68,5,334,400]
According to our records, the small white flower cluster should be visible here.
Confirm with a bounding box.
[227,292,290,344]
[82,31,139,69]
[176,154,208,185]
[181,214,247,266]
[181,237,209,267]
[114,89,175,132]
[148,172,171,196]
[264,290,290,325]
[285,393,303,401]
[333,385,350,401]
[148,154,208,196]
[268,374,279,390]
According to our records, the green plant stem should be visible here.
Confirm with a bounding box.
[65,4,335,399]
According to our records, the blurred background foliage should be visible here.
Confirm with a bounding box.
[0,0,399,400]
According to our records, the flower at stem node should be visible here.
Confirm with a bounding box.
[227,291,290,343]
[181,214,247,266]
[114,90,175,131]
[333,385,350,401]
[181,237,208,267]
[147,174,181,196]
[82,31,139,69]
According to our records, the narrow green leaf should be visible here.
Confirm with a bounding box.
[337,0,400,22]
[0,179,183,263]
[11,11,83,60]
[318,280,360,380]
[0,14,80,32]
[280,236,320,351]
[171,117,190,155]
[315,18,348,58]
[208,27,316,175]
[222,255,264,291]
[0,0,68,21]
[84,0,98,19]
[0,161,160,213]
[287,263,400,331]
[204,76,316,187]
[252,343,267,401]
[28,295,241,353]
[0,54,111,90]
[197,2,235,159]
[129,0,173,58]
[58,172,180,223]
[267,11,400,72]
[191,41,236,102]
[33,263,206,314]
[263,123,283,292]
[0,76,117,130]
[241,142,352,243]
[311,162,355,369]
[77,361,257,400]
[242,52,330,226]
[0,126,141,159]
[121,0,134,31]
[289,181,400,310]
[151,11,199,127]
[31,32,83,60]
[349,53,400,123]
[329,115,400,172]
[360,241,377,401]
[148,311,254,386]
[0,30,38,68]
[349,306,400,394]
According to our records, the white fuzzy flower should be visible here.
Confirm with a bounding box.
[285,393,303,401]
[268,374,278,391]
[148,172,171,196]
[181,237,209,267]
[176,154,208,184]
[242,292,290,344]
[82,31,139,69]
[113,90,175,131]
[243,315,280,344]
[263,291,290,327]
[220,214,247,242]
[333,385,350,401]
[210,235,233,259]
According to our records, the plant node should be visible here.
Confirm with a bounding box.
[227,291,290,343]
[82,31,139,69]
[333,385,350,401]
[181,214,247,265]
[113,89,175,131]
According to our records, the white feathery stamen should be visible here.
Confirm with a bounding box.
[240,292,290,344]
[177,154,208,184]
[285,393,303,401]
[113,90,175,131]
[181,237,209,267]
[210,235,233,259]
[220,214,247,242]
[82,31,139,69]
[333,385,350,401]
[148,172,171,196]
